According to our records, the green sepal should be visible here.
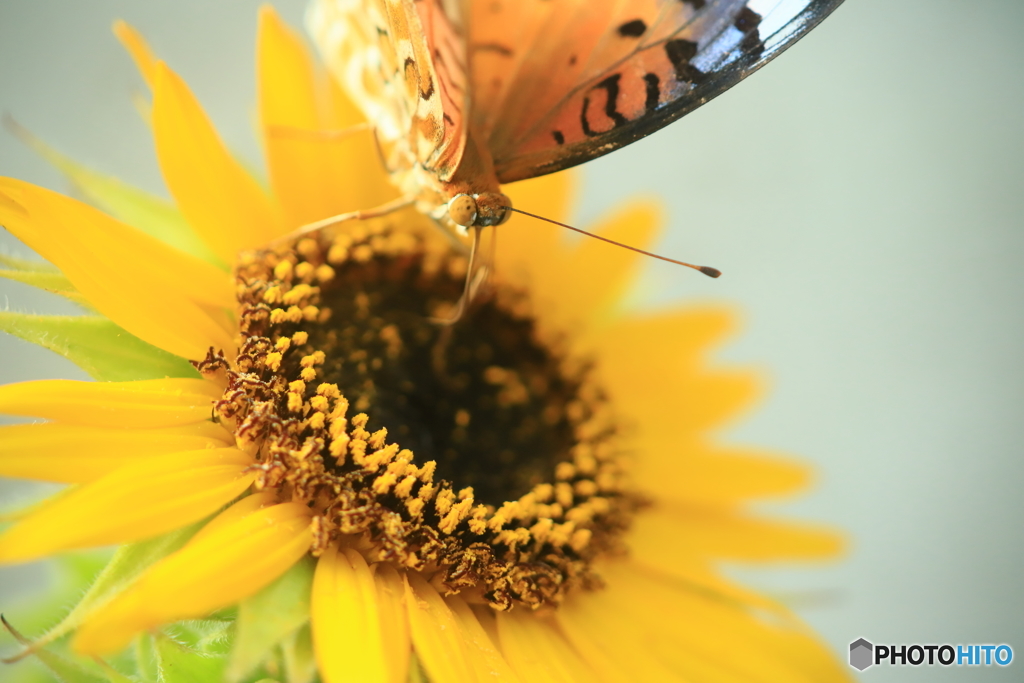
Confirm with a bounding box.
[0,254,90,310]
[153,633,227,683]
[226,557,315,683]
[17,648,108,683]
[2,616,106,683]
[278,625,316,683]
[92,661,134,683]
[170,618,233,655]
[22,522,205,654]
[0,253,59,273]
[0,312,198,381]
[0,269,90,309]
[4,117,224,269]
[133,632,159,683]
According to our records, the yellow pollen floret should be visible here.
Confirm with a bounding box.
[368,428,388,450]
[570,528,593,552]
[405,498,425,517]
[555,482,575,508]
[435,489,455,516]
[394,475,417,499]
[315,264,335,282]
[263,284,283,304]
[265,352,283,371]
[372,472,398,494]
[533,483,554,502]
[273,260,294,280]
[316,383,340,398]
[555,462,576,481]
[306,412,326,430]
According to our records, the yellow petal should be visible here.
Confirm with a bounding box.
[0,378,220,428]
[152,61,286,262]
[503,171,577,227]
[373,563,411,683]
[0,178,235,359]
[112,20,156,88]
[596,308,736,378]
[73,500,312,655]
[555,581,685,683]
[257,6,395,228]
[312,547,390,683]
[593,562,851,682]
[0,422,230,483]
[495,608,597,683]
[634,505,844,562]
[444,596,521,683]
[404,572,477,683]
[548,202,661,330]
[0,448,254,563]
[595,309,762,439]
[621,538,794,616]
[635,445,810,504]
[186,490,279,544]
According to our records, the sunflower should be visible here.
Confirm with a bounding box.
[0,7,849,683]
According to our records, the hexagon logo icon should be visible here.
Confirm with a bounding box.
[850,638,874,671]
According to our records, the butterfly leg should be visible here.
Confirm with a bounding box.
[268,195,416,246]
[430,226,488,326]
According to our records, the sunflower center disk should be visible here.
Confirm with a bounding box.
[199,221,638,609]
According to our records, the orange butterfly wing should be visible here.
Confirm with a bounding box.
[309,0,844,198]
[471,0,845,183]
[307,0,469,202]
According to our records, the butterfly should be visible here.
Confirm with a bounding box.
[306,0,844,238]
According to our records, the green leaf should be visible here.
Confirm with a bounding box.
[279,625,316,683]
[3,116,224,269]
[226,557,315,683]
[0,312,198,381]
[153,633,227,683]
[26,522,205,654]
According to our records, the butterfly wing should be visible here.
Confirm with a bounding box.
[469,0,845,184]
[307,0,468,187]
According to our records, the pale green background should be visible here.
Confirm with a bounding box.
[1,1,1022,681]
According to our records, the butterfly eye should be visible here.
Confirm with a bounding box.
[448,194,479,227]
[473,192,512,227]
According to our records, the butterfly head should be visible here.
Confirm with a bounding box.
[447,192,511,229]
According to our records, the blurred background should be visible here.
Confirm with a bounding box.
[0,1,1021,680]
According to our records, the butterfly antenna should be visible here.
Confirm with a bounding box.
[430,227,487,325]
[507,207,721,278]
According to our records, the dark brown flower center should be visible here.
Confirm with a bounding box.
[196,220,638,609]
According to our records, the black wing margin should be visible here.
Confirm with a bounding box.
[493,0,846,184]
